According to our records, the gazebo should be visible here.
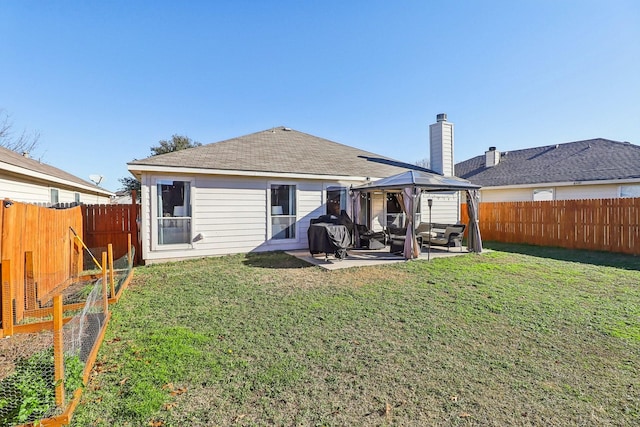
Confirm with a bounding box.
[352,170,483,260]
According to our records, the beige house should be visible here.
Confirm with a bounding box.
[455,139,640,202]
[127,116,466,264]
[0,146,113,205]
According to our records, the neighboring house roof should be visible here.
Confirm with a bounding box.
[0,145,114,195]
[128,127,428,179]
[455,138,640,187]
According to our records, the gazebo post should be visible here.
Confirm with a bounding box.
[427,198,433,261]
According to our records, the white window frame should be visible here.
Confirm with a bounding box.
[325,185,349,216]
[150,176,195,251]
[267,181,298,244]
[50,188,59,205]
[385,191,405,228]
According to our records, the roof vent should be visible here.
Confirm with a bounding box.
[283,127,292,131]
[436,113,447,122]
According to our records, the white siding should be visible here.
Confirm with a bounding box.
[555,184,619,200]
[480,188,533,202]
[141,173,364,264]
[0,174,50,203]
[0,173,110,204]
[480,183,624,202]
[419,192,460,224]
[297,181,325,235]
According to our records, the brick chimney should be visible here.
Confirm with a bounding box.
[429,113,454,176]
[485,146,500,167]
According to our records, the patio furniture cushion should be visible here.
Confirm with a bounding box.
[424,224,466,251]
[355,224,387,249]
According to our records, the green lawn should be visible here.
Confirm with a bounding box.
[70,244,639,426]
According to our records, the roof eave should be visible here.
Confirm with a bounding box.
[477,177,640,190]
[1,161,114,196]
[127,164,386,182]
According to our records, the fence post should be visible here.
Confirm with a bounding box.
[24,252,36,311]
[53,293,65,407]
[102,252,109,314]
[108,244,115,298]
[1,259,13,336]
[127,233,132,268]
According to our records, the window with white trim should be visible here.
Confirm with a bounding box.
[156,180,191,245]
[270,184,296,239]
[386,192,404,227]
[326,187,347,216]
[50,188,59,205]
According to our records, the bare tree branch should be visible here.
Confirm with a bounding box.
[0,109,41,154]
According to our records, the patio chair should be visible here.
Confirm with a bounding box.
[355,224,387,249]
[387,226,407,254]
[423,224,466,251]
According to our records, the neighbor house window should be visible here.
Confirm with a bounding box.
[74,193,80,203]
[50,189,59,205]
[326,187,347,216]
[157,180,191,245]
[620,185,640,198]
[533,188,553,201]
[270,184,296,239]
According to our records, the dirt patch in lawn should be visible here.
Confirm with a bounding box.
[0,330,53,380]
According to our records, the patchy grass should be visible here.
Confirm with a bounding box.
[70,247,639,426]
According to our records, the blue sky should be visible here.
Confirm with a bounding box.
[2,1,639,192]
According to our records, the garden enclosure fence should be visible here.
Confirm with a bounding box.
[1,200,135,426]
[461,197,640,255]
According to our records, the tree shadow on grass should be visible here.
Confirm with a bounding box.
[243,251,313,269]
[483,241,640,272]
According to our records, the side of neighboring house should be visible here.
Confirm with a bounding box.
[0,146,113,205]
[455,139,640,202]
[128,116,465,264]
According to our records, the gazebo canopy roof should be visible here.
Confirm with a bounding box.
[353,170,481,192]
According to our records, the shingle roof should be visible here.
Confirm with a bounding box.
[0,145,112,194]
[128,127,425,178]
[455,138,640,187]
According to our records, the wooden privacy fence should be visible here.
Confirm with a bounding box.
[82,199,140,265]
[1,198,140,334]
[461,198,640,255]
[1,200,83,330]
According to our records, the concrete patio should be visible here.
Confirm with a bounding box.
[286,245,473,270]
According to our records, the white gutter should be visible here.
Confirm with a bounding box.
[127,164,384,182]
[480,177,640,190]
[0,161,114,196]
